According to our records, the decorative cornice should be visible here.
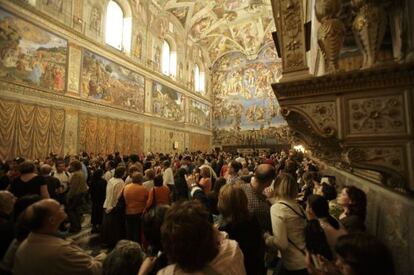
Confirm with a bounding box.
[272,63,414,100]
[0,1,212,105]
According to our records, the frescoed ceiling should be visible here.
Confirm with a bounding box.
[151,0,275,63]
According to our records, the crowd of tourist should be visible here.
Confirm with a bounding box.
[0,149,395,275]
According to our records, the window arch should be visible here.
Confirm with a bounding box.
[161,39,177,77]
[194,64,205,93]
[105,0,132,53]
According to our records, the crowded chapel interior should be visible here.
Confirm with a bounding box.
[0,0,413,274]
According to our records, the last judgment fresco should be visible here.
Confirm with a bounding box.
[81,49,145,113]
[0,8,67,92]
[212,45,288,146]
[152,81,185,122]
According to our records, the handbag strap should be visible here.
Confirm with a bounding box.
[278,201,307,255]
[278,201,307,220]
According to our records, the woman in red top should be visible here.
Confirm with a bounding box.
[146,175,170,210]
[199,167,212,195]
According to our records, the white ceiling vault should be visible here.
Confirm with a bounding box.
[152,0,275,64]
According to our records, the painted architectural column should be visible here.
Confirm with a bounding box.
[67,42,82,95]
[143,123,151,154]
[64,109,79,155]
[144,78,152,114]
[271,0,311,81]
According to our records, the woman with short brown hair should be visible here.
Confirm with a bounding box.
[158,200,246,275]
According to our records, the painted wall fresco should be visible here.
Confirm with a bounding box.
[0,9,67,92]
[189,99,210,128]
[152,81,185,122]
[81,49,145,113]
[212,45,289,146]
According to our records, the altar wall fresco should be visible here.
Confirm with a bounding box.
[0,8,67,92]
[212,45,289,146]
[152,81,185,122]
[81,49,145,113]
[189,99,210,128]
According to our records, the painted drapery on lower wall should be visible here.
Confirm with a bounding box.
[212,45,289,146]
[78,113,144,155]
[0,98,65,160]
[189,133,211,153]
[150,126,185,154]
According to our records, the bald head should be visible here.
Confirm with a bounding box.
[40,164,52,176]
[27,199,67,233]
[255,164,275,186]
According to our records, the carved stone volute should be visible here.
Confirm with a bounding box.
[273,63,414,196]
[351,0,387,68]
[315,0,345,73]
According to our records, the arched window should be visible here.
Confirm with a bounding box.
[161,40,177,77]
[105,0,132,53]
[194,64,205,93]
[161,40,170,75]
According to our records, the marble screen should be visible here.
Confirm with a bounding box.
[0,8,67,92]
[152,81,185,122]
[81,49,145,113]
[212,45,289,146]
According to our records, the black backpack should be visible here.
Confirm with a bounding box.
[279,202,333,260]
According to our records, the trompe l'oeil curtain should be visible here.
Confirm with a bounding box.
[189,133,211,152]
[78,113,144,156]
[0,99,65,160]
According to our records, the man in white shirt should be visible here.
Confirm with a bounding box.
[162,160,174,187]
[103,160,115,182]
[52,160,70,193]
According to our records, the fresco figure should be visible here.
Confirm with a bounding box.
[29,60,43,85]
[89,7,101,33]
[212,45,286,146]
[0,9,67,91]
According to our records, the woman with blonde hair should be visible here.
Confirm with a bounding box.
[265,173,308,275]
[218,184,266,275]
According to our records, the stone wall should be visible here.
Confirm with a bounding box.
[322,166,414,275]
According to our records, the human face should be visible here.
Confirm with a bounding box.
[337,188,351,207]
[49,200,68,228]
[56,163,65,173]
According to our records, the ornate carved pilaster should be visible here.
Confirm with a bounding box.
[67,43,82,94]
[271,0,310,80]
[315,0,345,73]
[272,63,414,195]
[352,0,387,68]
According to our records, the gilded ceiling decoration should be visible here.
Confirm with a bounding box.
[152,0,275,63]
